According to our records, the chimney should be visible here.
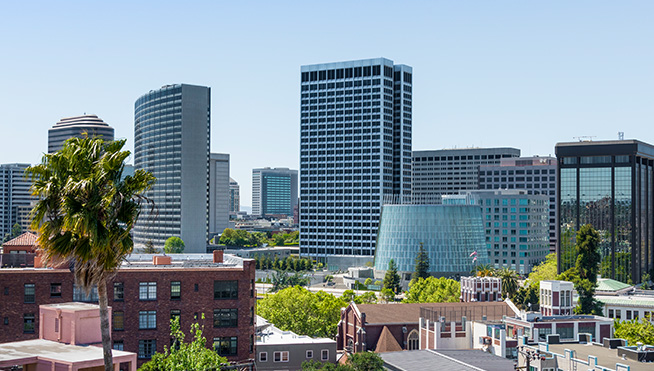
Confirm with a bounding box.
[153,255,172,265]
[213,250,224,263]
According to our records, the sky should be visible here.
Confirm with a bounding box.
[1,1,653,208]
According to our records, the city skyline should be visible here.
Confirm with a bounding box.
[1,1,653,206]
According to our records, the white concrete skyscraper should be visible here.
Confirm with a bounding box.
[133,84,210,252]
[299,58,412,258]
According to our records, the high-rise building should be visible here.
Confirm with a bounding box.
[252,168,298,217]
[556,139,654,284]
[0,164,36,237]
[300,58,412,257]
[479,156,558,251]
[209,153,230,235]
[133,84,210,252]
[229,178,240,216]
[411,147,520,199]
[48,114,114,153]
[444,189,550,275]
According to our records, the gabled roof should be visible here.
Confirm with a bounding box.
[597,278,631,292]
[355,301,511,325]
[2,232,37,247]
[374,326,403,353]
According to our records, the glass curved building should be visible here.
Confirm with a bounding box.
[48,114,114,153]
[374,204,488,279]
[133,84,210,252]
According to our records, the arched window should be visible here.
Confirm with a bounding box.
[407,330,419,350]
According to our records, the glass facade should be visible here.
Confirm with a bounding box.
[557,140,654,284]
[374,204,487,275]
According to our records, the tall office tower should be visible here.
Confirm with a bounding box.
[48,114,114,153]
[300,58,412,258]
[209,153,230,235]
[479,156,558,252]
[444,190,550,275]
[133,84,210,253]
[0,164,36,237]
[412,147,520,200]
[556,140,654,284]
[252,167,298,217]
[229,178,240,215]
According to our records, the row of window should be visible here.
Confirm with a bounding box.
[112,308,241,331]
[259,349,329,363]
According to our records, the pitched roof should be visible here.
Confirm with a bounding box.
[356,301,511,325]
[374,326,403,353]
[2,232,37,247]
[597,278,631,292]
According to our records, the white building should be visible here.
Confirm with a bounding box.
[540,280,574,316]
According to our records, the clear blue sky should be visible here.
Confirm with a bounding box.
[1,1,652,207]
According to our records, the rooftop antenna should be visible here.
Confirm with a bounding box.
[572,136,596,142]
[618,132,624,140]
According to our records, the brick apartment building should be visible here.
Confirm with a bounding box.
[0,252,256,367]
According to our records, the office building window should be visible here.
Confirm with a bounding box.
[171,281,181,300]
[24,283,35,303]
[50,283,62,297]
[113,311,124,331]
[139,311,157,329]
[138,339,156,359]
[259,352,267,362]
[214,336,238,356]
[274,351,289,362]
[139,282,157,300]
[113,340,124,351]
[321,349,329,361]
[24,313,35,333]
[214,281,238,299]
[114,282,124,301]
[213,308,238,327]
[73,284,98,302]
[306,350,313,359]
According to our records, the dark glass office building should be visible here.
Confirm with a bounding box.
[556,140,654,283]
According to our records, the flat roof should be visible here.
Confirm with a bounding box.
[596,295,654,308]
[256,316,334,346]
[380,349,515,371]
[548,343,652,371]
[41,302,99,311]
[0,339,134,364]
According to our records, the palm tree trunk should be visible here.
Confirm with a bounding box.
[97,275,114,371]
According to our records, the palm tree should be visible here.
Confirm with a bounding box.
[472,263,496,277]
[497,267,520,300]
[27,137,155,371]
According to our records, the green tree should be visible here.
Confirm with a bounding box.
[613,318,654,346]
[364,278,373,286]
[403,277,460,303]
[140,239,158,254]
[513,283,540,311]
[413,242,430,280]
[27,136,155,371]
[302,352,383,370]
[380,288,395,303]
[472,263,496,277]
[383,259,401,293]
[164,236,185,254]
[257,286,347,338]
[525,253,558,288]
[356,291,378,304]
[11,222,22,238]
[573,225,603,315]
[270,270,310,292]
[497,268,519,300]
[140,315,227,370]
[273,233,286,246]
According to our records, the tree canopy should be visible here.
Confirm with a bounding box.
[572,225,603,315]
[164,236,185,253]
[403,277,460,303]
[27,136,155,371]
[613,318,654,346]
[383,259,401,293]
[525,253,557,288]
[257,286,347,338]
[413,242,430,280]
[302,352,384,370]
[140,315,227,370]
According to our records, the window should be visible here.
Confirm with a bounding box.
[138,339,156,359]
[213,308,238,327]
[171,309,181,322]
[259,352,268,362]
[321,349,329,361]
[194,283,199,292]
[24,283,35,303]
[306,350,313,359]
[113,311,124,331]
[171,281,181,300]
[626,310,632,320]
[408,330,419,350]
[113,340,124,351]
[3,317,7,325]
[214,336,238,356]
[73,284,98,302]
[50,283,62,297]
[214,280,238,299]
[24,313,35,333]
[608,309,614,318]
[139,282,157,300]
[139,311,157,329]
[114,282,124,301]
[274,351,289,362]
[3,287,7,295]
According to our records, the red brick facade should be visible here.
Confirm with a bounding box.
[0,259,256,366]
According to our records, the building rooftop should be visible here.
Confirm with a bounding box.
[2,232,37,246]
[256,316,334,346]
[597,278,632,292]
[121,253,246,269]
[356,302,511,325]
[548,342,653,371]
[380,349,515,371]
[0,339,133,364]
[596,295,654,308]
[51,115,111,129]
